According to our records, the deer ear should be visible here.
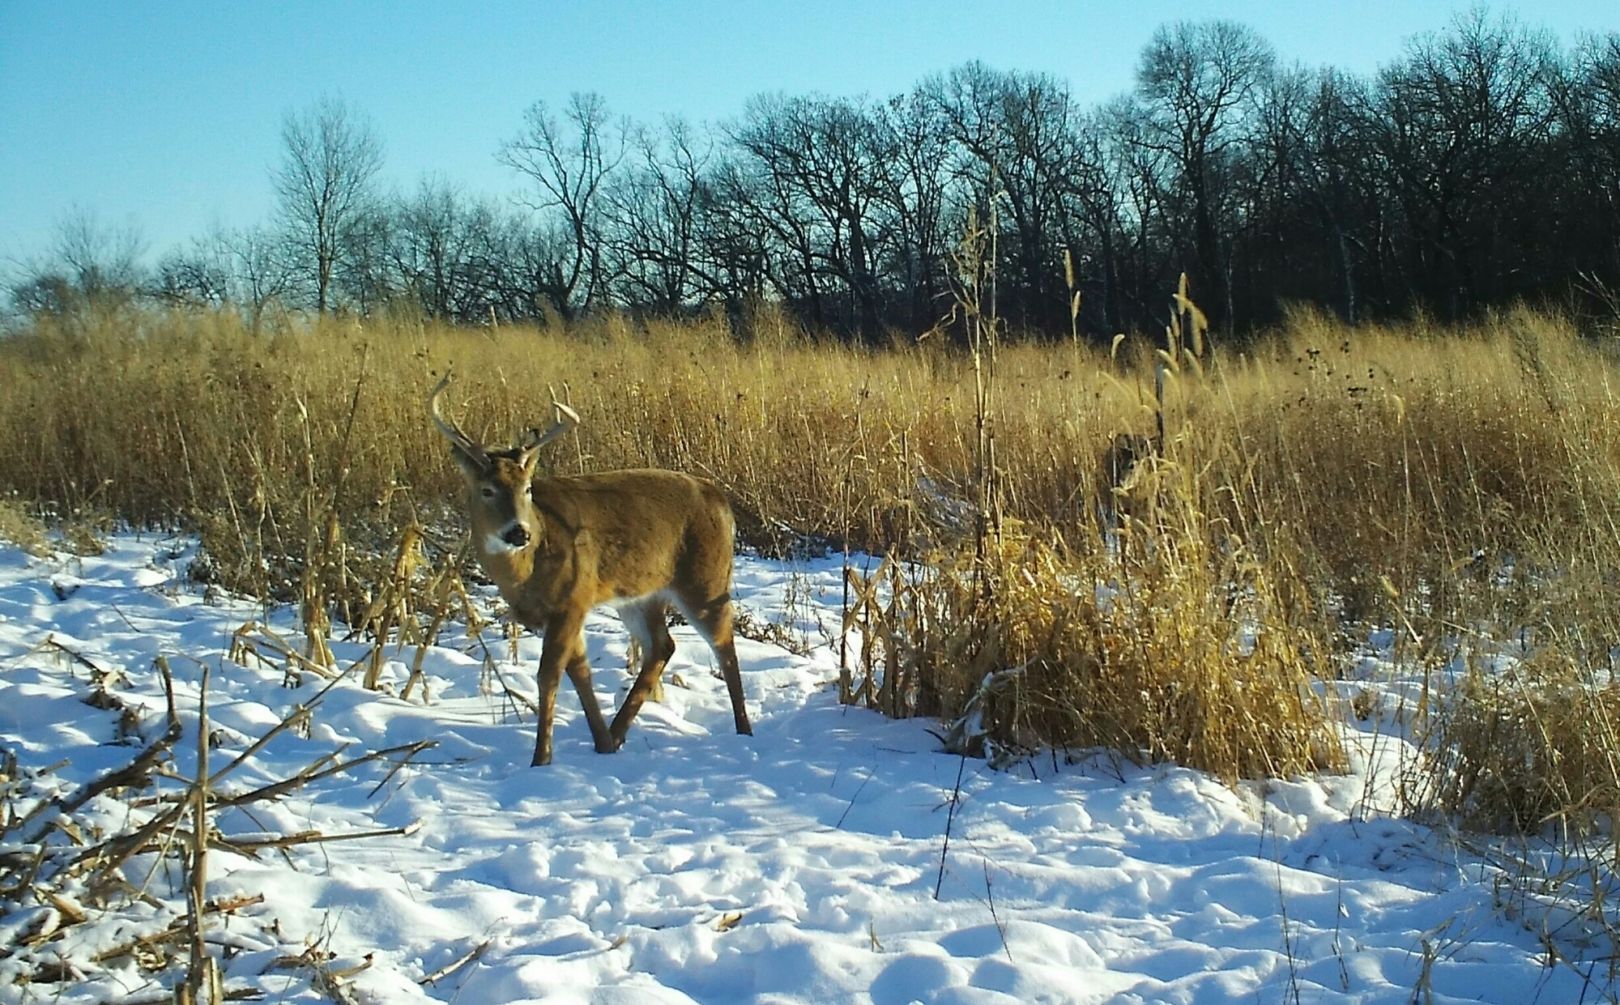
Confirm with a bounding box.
[448,442,488,481]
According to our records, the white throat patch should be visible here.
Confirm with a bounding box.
[483,532,525,555]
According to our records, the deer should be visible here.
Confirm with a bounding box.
[428,373,752,765]
[1097,360,1167,535]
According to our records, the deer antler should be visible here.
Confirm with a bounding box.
[519,398,581,453]
[428,373,490,470]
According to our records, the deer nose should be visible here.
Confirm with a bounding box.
[501,524,530,548]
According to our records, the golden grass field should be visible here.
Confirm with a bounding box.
[3,299,1620,820]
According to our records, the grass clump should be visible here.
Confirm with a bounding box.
[1414,659,1620,834]
[849,518,1343,781]
[0,498,52,557]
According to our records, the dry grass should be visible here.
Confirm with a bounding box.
[3,301,1620,796]
[0,498,52,557]
[1412,657,1620,833]
[1224,305,1620,627]
[846,517,1344,781]
[0,304,1159,587]
[845,286,1344,780]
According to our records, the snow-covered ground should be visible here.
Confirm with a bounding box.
[0,534,1601,1003]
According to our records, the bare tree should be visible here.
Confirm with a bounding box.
[151,225,296,330]
[222,225,296,332]
[56,209,147,297]
[1101,95,1180,327]
[922,64,1103,333]
[602,117,713,313]
[877,90,954,333]
[7,208,146,318]
[386,178,512,322]
[1556,33,1620,285]
[729,94,895,339]
[499,93,626,320]
[1364,11,1558,316]
[1134,20,1276,328]
[154,238,229,308]
[273,97,384,314]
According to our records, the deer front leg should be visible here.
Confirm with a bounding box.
[533,614,609,765]
[532,635,567,767]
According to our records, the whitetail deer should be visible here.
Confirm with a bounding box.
[1097,361,1167,532]
[429,374,752,765]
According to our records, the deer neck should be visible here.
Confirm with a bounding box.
[476,529,583,624]
[476,540,535,599]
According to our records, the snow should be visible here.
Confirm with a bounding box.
[0,534,1603,1003]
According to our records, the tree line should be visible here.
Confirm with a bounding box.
[11,12,1620,342]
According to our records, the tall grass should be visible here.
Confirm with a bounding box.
[3,301,1620,792]
[845,280,1345,780]
[0,305,1148,566]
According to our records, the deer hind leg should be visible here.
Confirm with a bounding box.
[624,636,664,704]
[609,600,676,747]
[677,592,753,737]
[567,651,616,754]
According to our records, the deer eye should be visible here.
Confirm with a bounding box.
[522,484,532,498]
[480,486,497,499]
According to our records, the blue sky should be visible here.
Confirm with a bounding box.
[1,1,1615,272]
